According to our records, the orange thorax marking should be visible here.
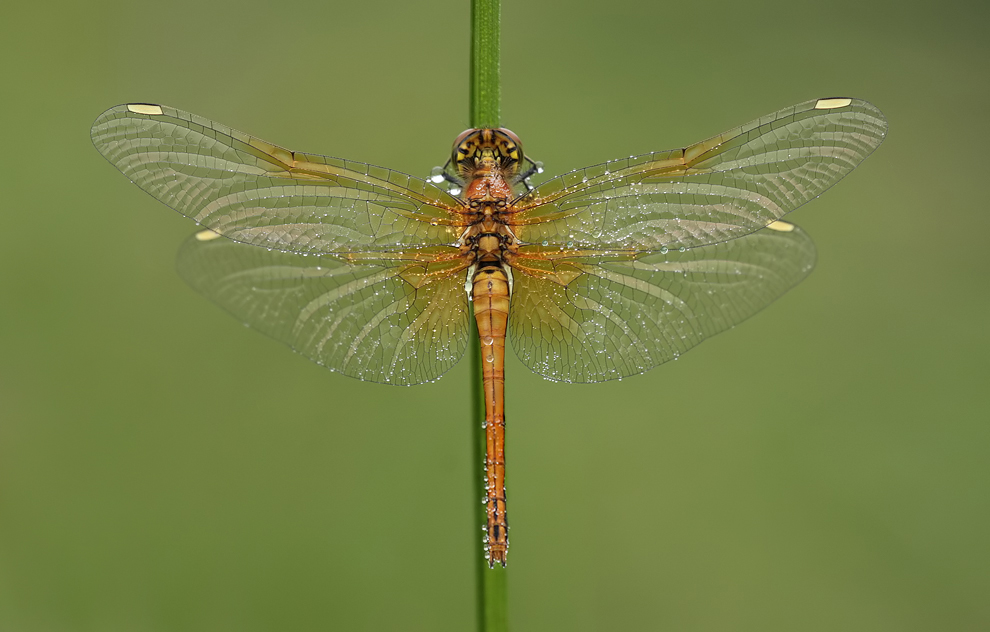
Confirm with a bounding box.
[462,174,517,265]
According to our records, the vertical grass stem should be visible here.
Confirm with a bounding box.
[469,1,507,630]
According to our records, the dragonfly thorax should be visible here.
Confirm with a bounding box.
[460,169,517,268]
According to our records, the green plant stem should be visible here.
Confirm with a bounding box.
[471,0,500,129]
[470,1,507,631]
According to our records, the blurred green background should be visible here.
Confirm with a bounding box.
[1,0,988,630]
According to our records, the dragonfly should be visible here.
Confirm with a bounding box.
[91,97,886,566]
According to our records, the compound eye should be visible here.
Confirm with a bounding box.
[497,128,522,147]
[496,128,523,158]
[452,128,479,150]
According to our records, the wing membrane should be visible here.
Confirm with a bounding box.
[508,224,816,383]
[177,234,471,385]
[513,98,885,251]
[92,104,465,256]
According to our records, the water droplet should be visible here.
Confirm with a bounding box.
[482,335,494,345]
[660,246,668,254]
[541,240,548,246]
[679,246,686,252]
[486,354,495,363]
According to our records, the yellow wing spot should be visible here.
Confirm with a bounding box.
[248,137,294,167]
[766,220,795,232]
[127,104,164,115]
[194,229,224,241]
[814,98,853,110]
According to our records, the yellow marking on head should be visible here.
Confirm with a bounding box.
[814,98,853,110]
[127,104,164,115]
[195,229,224,241]
[766,220,795,232]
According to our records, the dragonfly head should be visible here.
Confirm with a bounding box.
[451,128,523,180]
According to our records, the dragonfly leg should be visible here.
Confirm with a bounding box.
[515,157,544,191]
[429,160,465,188]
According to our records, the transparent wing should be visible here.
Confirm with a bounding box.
[92,104,465,256]
[513,98,885,251]
[176,232,471,385]
[507,222,816,383]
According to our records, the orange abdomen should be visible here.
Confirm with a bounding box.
[472,266,510,567]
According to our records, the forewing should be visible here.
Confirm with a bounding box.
[514,98,885,251]
[508,223,816,383]
[177,233,471,385]
[92,104,464,255]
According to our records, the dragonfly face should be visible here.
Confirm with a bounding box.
[452,127,525,181]
[92,97,887,567]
